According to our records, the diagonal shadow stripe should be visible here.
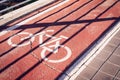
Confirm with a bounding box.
[14,17,120,29]
[0,0,107,74]
[16,1,120,79]
[1,1,119,80]
[0,0,92,56]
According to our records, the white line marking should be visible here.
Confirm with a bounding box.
[0,0,69,36]
[67,21,120,80]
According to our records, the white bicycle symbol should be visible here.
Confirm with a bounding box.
[7,30,72,63]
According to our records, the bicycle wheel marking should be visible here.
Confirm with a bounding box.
[7,29,72,63]
[41,45,72,63]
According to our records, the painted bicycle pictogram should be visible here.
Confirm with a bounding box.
[7,30,72,63]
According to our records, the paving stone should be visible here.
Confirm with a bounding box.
[0,0,120,80]
[109,37,120,46]
[114,78,120,80]
[108,54,120,66]
[95,50,112,61]
[114,45,120,56]
[92,71,113,80]
[77,66,97,79]
[85,58,104,70]
[116,71,120,79]
[115,30,120,38]
[99,62,120,76]
[75,75,88,80]
[103,44,116,53]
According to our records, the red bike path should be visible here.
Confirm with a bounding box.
[0,0,120,80]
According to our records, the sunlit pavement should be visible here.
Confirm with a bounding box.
[0,0,120,80]
[74,21,120,80]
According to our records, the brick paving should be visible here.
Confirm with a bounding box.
[75,23,120,80]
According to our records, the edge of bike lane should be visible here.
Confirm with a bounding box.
[0,0,56,26]
[62,20,120,80]
[0,0,120,80]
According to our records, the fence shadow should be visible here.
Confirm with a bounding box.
[0,0,120,80]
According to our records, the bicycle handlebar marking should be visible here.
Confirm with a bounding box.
[7,30,72,63]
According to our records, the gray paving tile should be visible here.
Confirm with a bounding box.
[85,58,104,70]
[108,54,120,66]
[115,31,120,38]
[75,75,88,80]
[99,62,120,76]
[103,44,116,53]
[77,66,97,79]
[116,71,120,79]
[95,50,112,61]
[92,71,113,80]
[114,78,120,80]
[114,45,120,56]
[74,29,120,80]
[109,37,120,46]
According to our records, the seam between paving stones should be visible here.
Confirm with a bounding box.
[68,22,120,80]
[21,30,69,76]
[68,40,106,78]
[68,34,118,79]
[107,61,120,68]
[90,42,120,80]
[108,43,119,47]
[29,40,40,60]
[29,41,67,75]
[68,42,118,80]
[113,69,120,80]
[96,70,120,80]
[113,54,120,57]
[67,43,104,80]
[96,63,120,78]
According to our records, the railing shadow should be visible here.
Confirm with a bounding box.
[0,0,91,56]
[0,0,78,30]
[12,17,119,29]
[0,0,120,80]
[56,17,120,80]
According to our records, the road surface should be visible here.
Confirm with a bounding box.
[0,0,120,80]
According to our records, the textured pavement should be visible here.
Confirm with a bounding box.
[75,22,120,80]
[0,0,120,80]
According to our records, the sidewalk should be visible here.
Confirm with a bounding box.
[0,0,55,26]
[73,21,120,80]
[0,0,120,80]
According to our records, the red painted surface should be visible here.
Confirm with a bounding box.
[0,0,120,80]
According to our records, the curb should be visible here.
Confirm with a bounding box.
[0,0,55,26]
[66,21,120,80]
